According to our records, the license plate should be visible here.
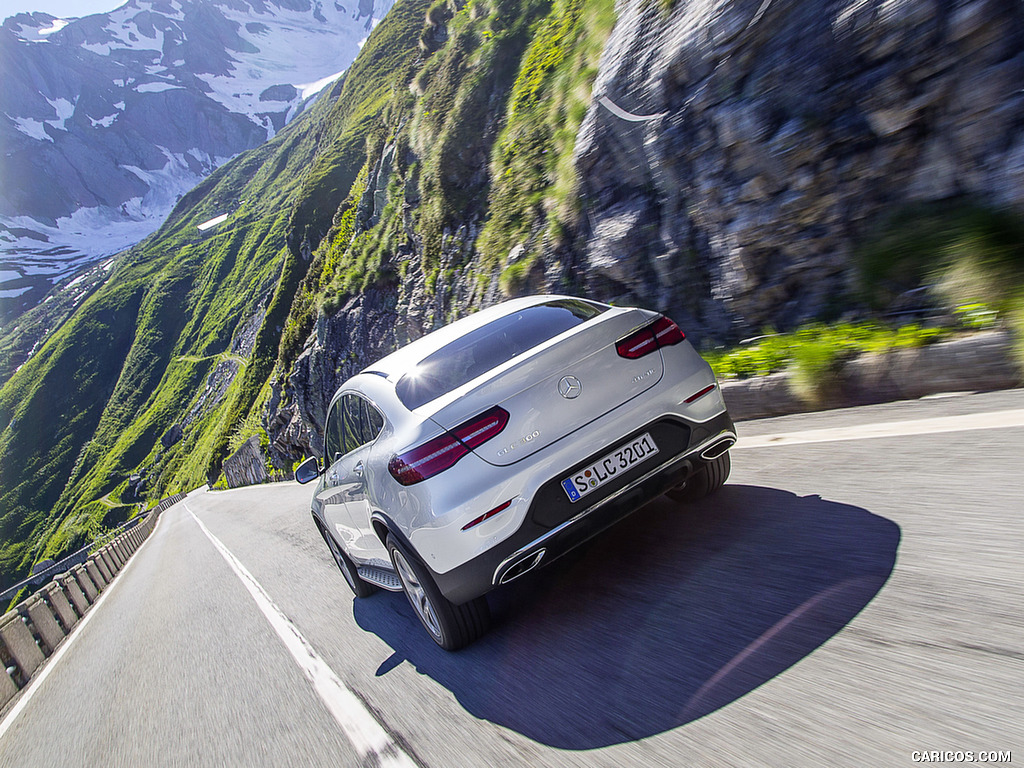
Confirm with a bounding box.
[560,432,659,502]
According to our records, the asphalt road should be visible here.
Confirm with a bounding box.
[1,389,1022,767]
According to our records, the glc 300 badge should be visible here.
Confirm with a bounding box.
[558,375,582,399]
[496,430,541,457]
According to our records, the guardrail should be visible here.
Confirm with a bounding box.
[0,519,145,605]
[0,493,186,710]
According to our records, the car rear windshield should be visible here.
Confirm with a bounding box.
[395,299,607,410]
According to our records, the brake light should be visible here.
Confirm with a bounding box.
[451,406,509,449]
[616,316,685,359]
[388,433,467,486]
[651,315,685,346]
[388,406,510,486]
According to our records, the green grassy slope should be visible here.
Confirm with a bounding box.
[0,0,432,587]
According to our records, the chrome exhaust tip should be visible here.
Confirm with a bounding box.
[700,435,736,460]
[497,549,546,585]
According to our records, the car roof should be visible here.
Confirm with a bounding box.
[359,295,579,381]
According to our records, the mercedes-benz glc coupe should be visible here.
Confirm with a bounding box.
[296,295,735,649]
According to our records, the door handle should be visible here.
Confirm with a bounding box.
[354,461,364,478]
[328,471,339,485]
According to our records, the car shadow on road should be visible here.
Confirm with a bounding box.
[354,484,900,749]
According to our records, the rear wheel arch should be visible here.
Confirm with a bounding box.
[370,514,391,548]
[313,513,377,598]
[370,512,422,565]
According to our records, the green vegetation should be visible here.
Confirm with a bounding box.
[856,199,1024,371]
[477,0,615,287]
[705,321,955,407]
[704,322,948,381]
[292,0,613,316]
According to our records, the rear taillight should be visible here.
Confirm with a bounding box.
[388,406,510,486]
[616,315,685,359]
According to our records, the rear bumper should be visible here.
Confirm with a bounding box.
[430,409,735,604]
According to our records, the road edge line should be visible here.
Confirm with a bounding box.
[0,503,171,742]
[184,503,418,768]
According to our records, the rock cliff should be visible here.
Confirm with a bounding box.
[573,0,1024,334]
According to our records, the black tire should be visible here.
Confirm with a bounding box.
[315,518,378,598]
[668,450,731,502]
[386,535,491,651]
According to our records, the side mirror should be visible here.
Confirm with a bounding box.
[295,456,322,485]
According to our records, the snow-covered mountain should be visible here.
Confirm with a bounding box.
[0,0,394,322]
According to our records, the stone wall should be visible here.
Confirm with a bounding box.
[222,436,268,489]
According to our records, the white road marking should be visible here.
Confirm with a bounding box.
[0,513,164,742]
[735,408,1024,449]
[185,504,417,768]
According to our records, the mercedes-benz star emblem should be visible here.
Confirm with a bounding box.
[558,375,582,399]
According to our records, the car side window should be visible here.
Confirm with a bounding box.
[341,394,364,455]
[324,401,346,463]
[360,399,385,445]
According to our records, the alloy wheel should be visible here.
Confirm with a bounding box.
[392,548,442,640]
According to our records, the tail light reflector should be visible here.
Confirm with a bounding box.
[684,383,717,403]
[389,406,510,486]
[616,316,685,359]
[462,498,515,531]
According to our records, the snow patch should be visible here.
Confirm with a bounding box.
[197,213,229,231]
[9,116,52,142]
[45,97,76,131]
[90,113,119,128]
[38,18,70,37]
[296,70,345,100]
[136,82,183,93]
[1,148,230,288]
[197,0,395,132]
[11,17,71,42]
[64,274,88,290]
[81,42,113,56]
[0,287,32,299]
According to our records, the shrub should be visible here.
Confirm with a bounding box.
[856,200,1024,314]
[705,321,949,384]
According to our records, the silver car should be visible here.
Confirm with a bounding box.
[296,295,735,649]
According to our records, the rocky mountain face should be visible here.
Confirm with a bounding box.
[265,0,1024,462]
[0,0,393,322]
[572,0,1024,335]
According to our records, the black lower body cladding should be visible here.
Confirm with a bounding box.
[431,410,736,605]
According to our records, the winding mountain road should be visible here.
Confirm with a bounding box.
[1,390,1021,767]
